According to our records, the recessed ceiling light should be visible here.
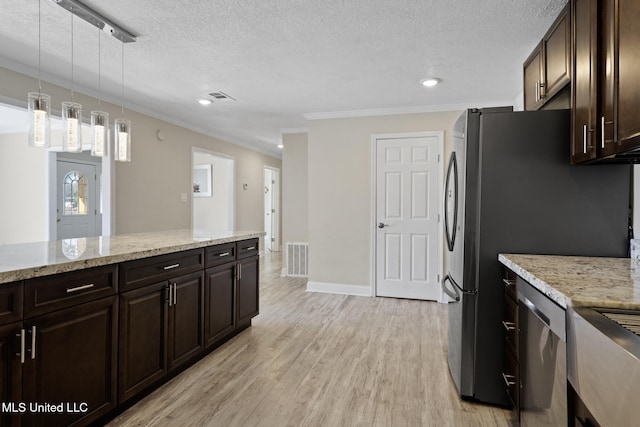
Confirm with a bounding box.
[420,78,441,87]
[277,144,283,149]
[198,99,212,106]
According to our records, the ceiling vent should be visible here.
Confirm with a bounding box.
[208,91,236,101]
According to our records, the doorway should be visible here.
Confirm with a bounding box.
[192,148,235,231]
[264,166,280,252]
[372,132,443,301]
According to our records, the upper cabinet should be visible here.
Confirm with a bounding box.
[524,4,571,111]
[571,0,640,163]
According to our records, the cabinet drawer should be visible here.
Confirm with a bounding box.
[503,347,520,415]
[120,249,204,291]
[24,265,117,318]
[236,238,259,260]
[504,292,519,355]
[503,268,517,302]
[0,281,23,326]
[205,243,236,268]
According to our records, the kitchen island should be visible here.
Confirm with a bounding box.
[498,253,640,427]
[0,230,263,427]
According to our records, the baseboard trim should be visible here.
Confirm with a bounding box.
[306,281,372,297]
[280,268,287,277]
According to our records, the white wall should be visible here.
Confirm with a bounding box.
[0,132,49,244]
[282,133,308,244]
[307,111,462,292]
[193,151,233,231]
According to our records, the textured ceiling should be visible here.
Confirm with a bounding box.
[0,0,568,157]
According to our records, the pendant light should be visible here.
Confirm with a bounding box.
[91,28,108,157]
[62,11,82,152]
[114,41,131,162]
[27,0,51,148]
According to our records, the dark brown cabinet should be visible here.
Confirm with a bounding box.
[0,321,23,427]
[236,256,259,326]
[501,268,519,423]
[118,281,168,404]
[204,263,236,348]
[572,0,640,162]
[22,297,118,427]
[524,4,571,111]
[118,270,204,403]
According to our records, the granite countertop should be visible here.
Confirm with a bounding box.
[499,253,640,310]
[0,229,264,284]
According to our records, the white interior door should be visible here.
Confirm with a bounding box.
[57,160,99,239]
[375,135,441,300]
[264,166,280,252]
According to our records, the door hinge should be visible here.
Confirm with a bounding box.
[438,214,440,223]
[438,154,440,162]
[271,209,275,213]
[272,179,276,184]
[437,274,440,282]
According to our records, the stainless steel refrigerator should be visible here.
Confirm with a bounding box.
[441,107,631,406]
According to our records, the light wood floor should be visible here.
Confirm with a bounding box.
[107,252,512,427]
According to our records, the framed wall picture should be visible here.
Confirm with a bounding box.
[193,164,212,197]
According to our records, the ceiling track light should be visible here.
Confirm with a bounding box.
[50,0,137,43]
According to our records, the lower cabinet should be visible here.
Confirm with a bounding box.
[22,296,118,427]
[237,256,259,326]
[0,321,23,427]
[118,270,204,404]
[204,263,236,348]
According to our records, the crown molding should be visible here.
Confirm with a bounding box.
[280,127,309,134]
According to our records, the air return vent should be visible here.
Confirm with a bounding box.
[208,91,236,101]
[286,242,308,277]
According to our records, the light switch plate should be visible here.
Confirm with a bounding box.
[181,193,187,202]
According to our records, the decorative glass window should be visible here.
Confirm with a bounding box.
[63,171,88,215]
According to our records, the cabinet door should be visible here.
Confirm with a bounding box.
[21,296,118,427]
[118,282,168,404]
[236,257,259,326]
[167,271,204,371]
[543,6,571,100]
[571,0,598,163]
[613,0,640,153]
[204,263,236,348]
[523,43,544,111]
[0,282,23,327]
[600,0,617,157]
[0,322,22,427]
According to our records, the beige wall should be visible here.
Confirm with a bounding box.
[0,132,49,244]
[193,151,233,231]
[282,133,308,245]
[0,66,281,245]
[307,111,461,290]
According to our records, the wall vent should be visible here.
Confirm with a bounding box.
[208,91,236,101]
[286,242,308,277]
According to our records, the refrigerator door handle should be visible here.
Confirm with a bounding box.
[444,152,458,252]
[442,274,460,302]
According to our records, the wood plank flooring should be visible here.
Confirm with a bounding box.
[106,252,512,426]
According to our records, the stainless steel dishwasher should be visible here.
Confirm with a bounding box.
[518,277,567,426]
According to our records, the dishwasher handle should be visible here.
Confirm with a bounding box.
[522,295,551,329]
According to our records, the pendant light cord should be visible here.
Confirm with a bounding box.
[121,41,125,118]
[97,28,101,107]
[70,11,74,101]
[37,0,42,93]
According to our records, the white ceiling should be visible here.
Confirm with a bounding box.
[0,0,568,157]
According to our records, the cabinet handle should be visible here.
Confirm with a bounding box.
[163,263,180,270]
[239,263,242,280]
[502,278,515,288]
[502,321,516,331]
[539,81,546,99]
[218,252,230,257]
[30,326,36,360]
[173,283,177,306]
[601,116,606,149]
[245,246,256,251]
[502,373,516,387]
[66,283,95,293]
[167,285,173,306]
[16,329,25,364]
[583,124,588,154]
[535,80,540,102]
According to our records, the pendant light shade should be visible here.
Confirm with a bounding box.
[28,92,51,147]
[62,101,82,152]
[114,118,131,162]
[91,110,108,157]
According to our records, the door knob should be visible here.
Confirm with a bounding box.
[378,222,388,229]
